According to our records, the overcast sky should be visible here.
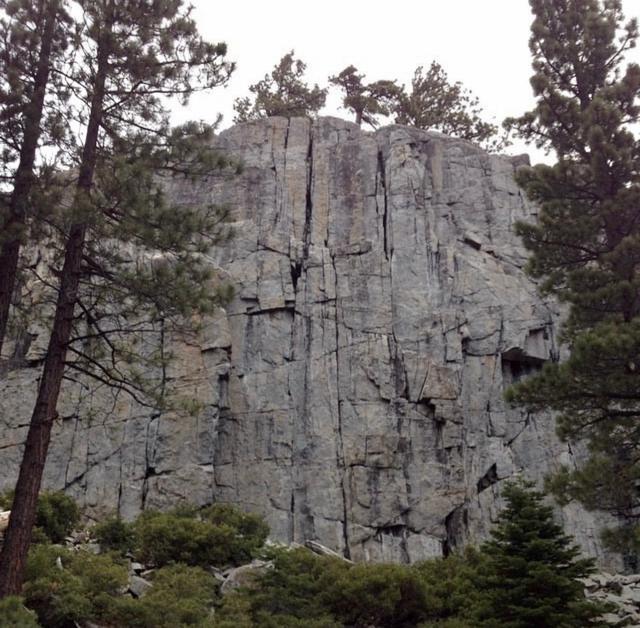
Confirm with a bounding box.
[171,0,640,163]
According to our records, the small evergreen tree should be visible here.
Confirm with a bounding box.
[474,481,605,628]
[234,51,327,122]
[329,65,403,128]
[394,62,505,150]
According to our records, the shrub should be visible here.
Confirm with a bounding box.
[414,549,485,624]
[132,504,268,568]
[226,546,447,627]
[212,594,254,628]
[0,490,80,543]
[144,564,218,626]
[23,543,127,627]
[418,620,477,628]
[0,596,40,627]
[94,515,136,555]
[217,591,340,628]
[107,564,218,628]
[23,547,218,628]
[201,504,269,563]
[218,546,483,628]
[249,546,347,620]
[133,510,236,567]
[36,491,81,543]
[253,613,341,628]
[323,562,429,628]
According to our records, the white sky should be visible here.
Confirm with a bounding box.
[171,0,640,163]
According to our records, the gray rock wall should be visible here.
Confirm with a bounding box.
[0,117,618,568]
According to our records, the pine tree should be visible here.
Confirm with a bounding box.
[0,0,234,596]
[507,319,640,564]
[233,50,327,122]
[505,0,640,331]
[394,62,505,151]
[0,0,71,357]
[505,0,640,558]
[329,65,403,128]
[474,481,605,628]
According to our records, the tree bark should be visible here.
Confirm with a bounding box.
[0,14,111,596]
[0,0,60,356]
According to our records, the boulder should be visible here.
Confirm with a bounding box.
[220,561,271,595]
[128,575,153,598]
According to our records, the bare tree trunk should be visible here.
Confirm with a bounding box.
[0,19,110,596]
[0,0,60,356]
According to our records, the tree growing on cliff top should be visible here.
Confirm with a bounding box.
[330,62,504,148]
[233,51,327,122]
[0,0,235,597]
[329,65,403,128]
[473,481,605,628]
[505,0,640,563]
[394,62,506,151]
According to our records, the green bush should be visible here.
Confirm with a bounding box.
[144,564,218,626]
[414,549,486,624]
[0,596,40,627]
[201,504,269,563]
[24,543,218,628]
[36,492,81,543]
[323,563,429,628]
[418,620,477,628]
[0,490,80,543]
[108,564,218,628]
[23,543,128,628]
[217,546,485,628]
[217,589,341,628]
[133,510,235,567]
[252,613,341,628]
[212,594,254,628]
[88,504,268,568]
[132,504,268,568]
[94,515,136,555]
[221,548,349,628]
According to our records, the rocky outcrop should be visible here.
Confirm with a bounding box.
[583,573,640,626]
[0,117,618,568]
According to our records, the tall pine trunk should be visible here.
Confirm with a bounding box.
[0,22,111,596]
[0,0,60,357]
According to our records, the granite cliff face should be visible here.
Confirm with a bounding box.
[0,117,616,567]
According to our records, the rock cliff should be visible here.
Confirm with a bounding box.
[0,117,617,567]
